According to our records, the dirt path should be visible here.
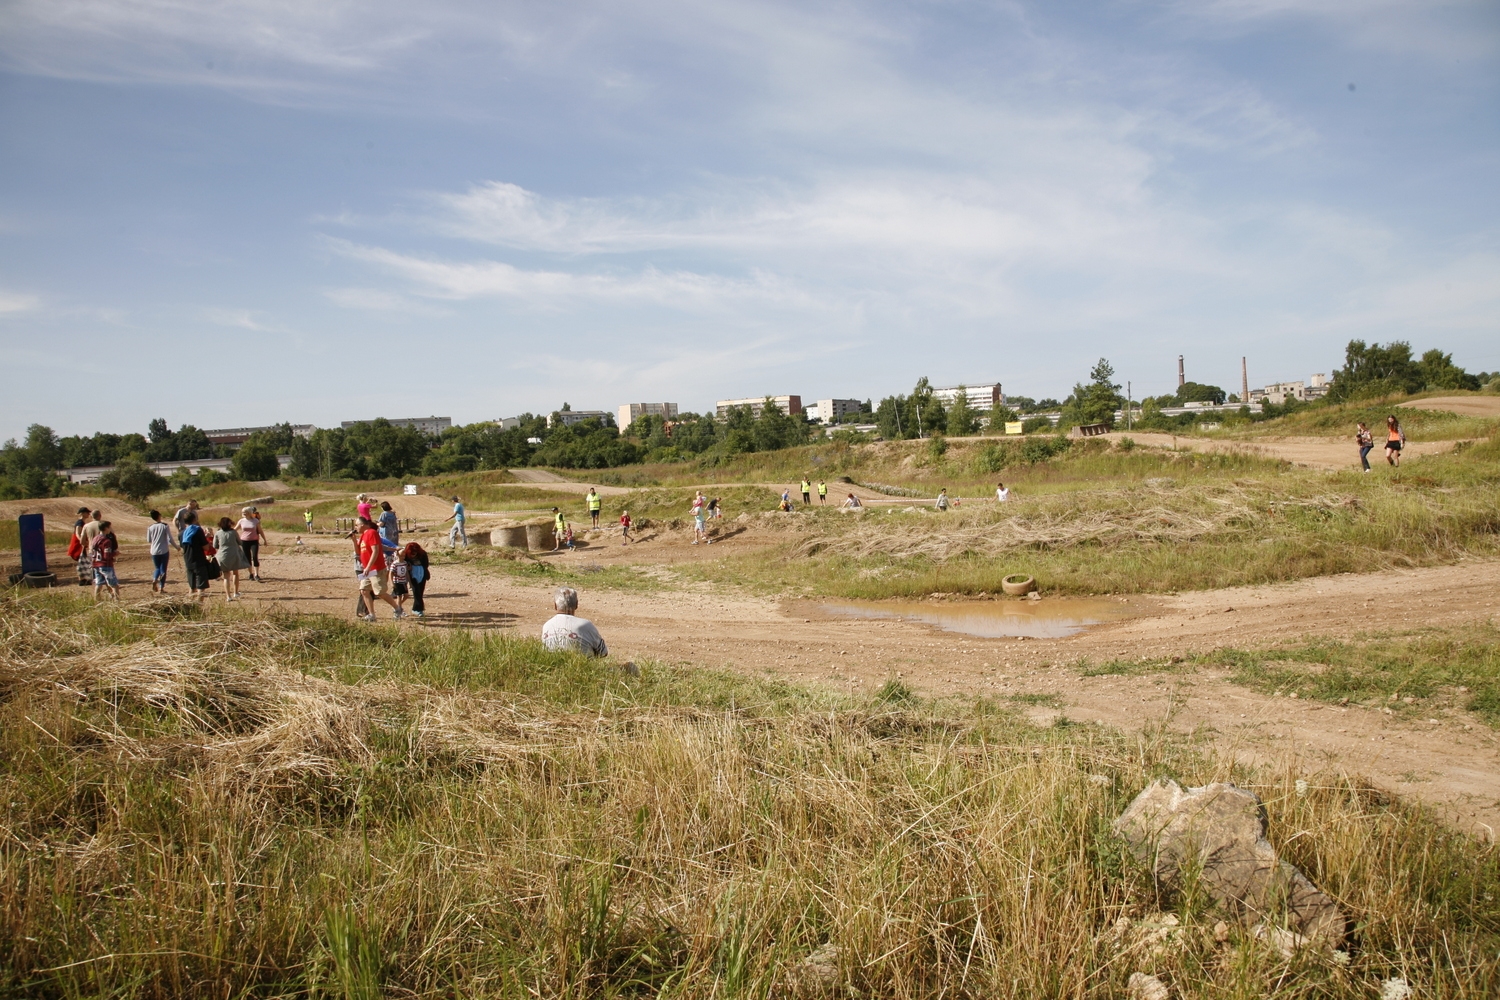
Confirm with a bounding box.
[1398,395,1500,417]
[1097,432,1466,470]
[78,529,1500,837]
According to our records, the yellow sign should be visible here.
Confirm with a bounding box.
[1005,421,1024,435]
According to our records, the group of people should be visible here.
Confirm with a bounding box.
[1357,415,1406,471]
[349,493,430,621]
[69,501,268,602]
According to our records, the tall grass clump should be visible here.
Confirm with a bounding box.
[2,595,1497,998]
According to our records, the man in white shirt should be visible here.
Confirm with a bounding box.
[996,482,1010,502]
[541,586,609,657]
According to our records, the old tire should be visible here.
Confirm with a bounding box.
[1001,573,1036,596]
[24,571,57,588]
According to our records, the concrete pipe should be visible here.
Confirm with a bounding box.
[524,522,556,550]
[493,526,529,549]
[1001,573,1037,596]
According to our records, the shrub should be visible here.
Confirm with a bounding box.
[98,459,167,501]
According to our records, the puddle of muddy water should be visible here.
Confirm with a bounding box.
[819,597,1139,639]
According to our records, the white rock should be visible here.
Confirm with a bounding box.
[1127,971,1170,1000]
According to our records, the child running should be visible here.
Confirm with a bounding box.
[90,520,121,601]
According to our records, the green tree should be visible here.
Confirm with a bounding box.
[1175,381,1226,405]
[946,387,978,436]
[99,459,167,501]
[1417,349,1480,391]
[230,437,282,481]
[1061,358,1123,428]
[1328,340,1424,401]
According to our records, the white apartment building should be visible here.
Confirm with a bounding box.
[809,398,863,424]
[1249,375,1327,406]
[716,395,802,419]
[931,383,1003,411]
[617,402,679,431]
[548,410,613,428]
[342,416,452,436]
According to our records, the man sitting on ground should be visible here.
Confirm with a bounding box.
[541,586,609,657]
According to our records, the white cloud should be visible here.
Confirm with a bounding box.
[0,291,41,315]
[204,307,287,332]
[1165,0,1500,60]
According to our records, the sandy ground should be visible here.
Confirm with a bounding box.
[1096,432,1466,471]
[1398,395,1500,417]
[56,516,1497,839]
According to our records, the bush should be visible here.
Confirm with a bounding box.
[1022,416,1053,434]
[230,438,281,481]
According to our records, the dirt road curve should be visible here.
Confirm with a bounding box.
[1097,432,1466,470]
[79,533,1497,836]
[1398,395,1500,417]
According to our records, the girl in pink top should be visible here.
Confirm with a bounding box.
[237,507,267,582]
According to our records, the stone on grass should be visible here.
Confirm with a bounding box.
[1127,971,1171,1000]
[1113,779,1346,950]
[788,943,840,992]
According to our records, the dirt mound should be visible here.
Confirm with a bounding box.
[1397,395,1500,417]
[0,497,156,538]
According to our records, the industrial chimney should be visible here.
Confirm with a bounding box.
[1178,355,1185,388]
[1241,358,1249,403]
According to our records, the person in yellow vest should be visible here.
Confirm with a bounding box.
[552,507,568,551]
[817,480,828,504]
[800,478,811,506]
[586,487,602,528]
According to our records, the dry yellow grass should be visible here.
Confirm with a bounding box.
[1,595,1496,998]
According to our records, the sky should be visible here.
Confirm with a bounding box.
[1,0,1497,441]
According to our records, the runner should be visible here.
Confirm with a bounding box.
[587,487,602,528]
[357,516,404,620]
[237,506,266,582]
[89,520,121,602]
[1384,415,1406,467]
[707,496,720,520]
[620,510,632,545]
[147,509,179,593]
[304,509,314,532]
[70,506,92,586]
[179,511,214,600]
[780,489,793,512]
[1356,422,1374,473]
[818,480,828,504]
[800,478,812,506]
[440,496,468,549]
[402,542,430,618]
[215,516,248,601]
[936,488,950,511]
[996,482,1009,502]
[843,492,862,508]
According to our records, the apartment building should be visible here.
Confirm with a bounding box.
[931,383,1002,411]
[807,398,863,423]
[716,395,802,419]
[341,416,452,436]
[617,402,679,431]
[548,410,613,428]
[202,424,316,447]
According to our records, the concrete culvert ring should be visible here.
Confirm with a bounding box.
[1001,573,1036,596]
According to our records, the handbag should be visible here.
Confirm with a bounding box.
[67,534,83,560]
[204,559,222,581]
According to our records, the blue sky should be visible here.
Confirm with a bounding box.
[1,0,1497,441]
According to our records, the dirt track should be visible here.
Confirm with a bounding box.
[59,517,1497,838]
[1097,432,1466,471]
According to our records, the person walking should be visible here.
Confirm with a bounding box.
[388,547,410,614]
[936,488,950,511]
[89,520,121,601]
[70,506,93,586]
[817,480,827,504]
[378,500,400,549]
[303,509,315,532]
[403,542,430,618]
[707,496,720,520]
[357,516,405,620]
[619,510,632,545]
[551,507,568,551]
[179,510,214,600]
[587,488,602,528]
[214,516,248,601]
[174,499,201,579]
[800,478,812,506]
[692,494,710,545]
[147,509,179,592]
[440,496,467,549]
[1384,415,1405,467]
[237,506,267,582]
[1356,421,1374,473]
[995,482,1009,502]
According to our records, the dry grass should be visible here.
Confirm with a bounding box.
[2,595,1497,998]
